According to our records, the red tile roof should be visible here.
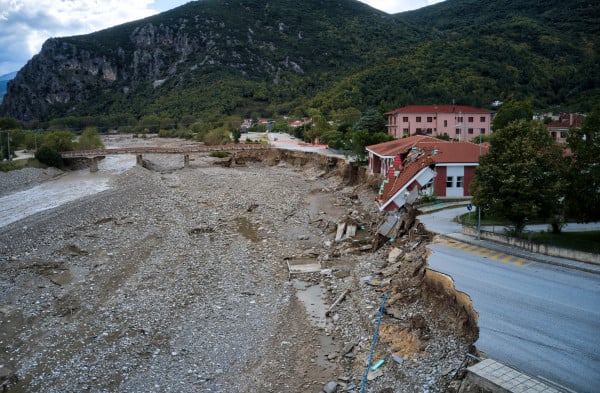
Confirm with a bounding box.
[366,135,438,157]
[547,113,585,130]
[368,137,487,163]
[376,146,437,207]
[384,105,491,115]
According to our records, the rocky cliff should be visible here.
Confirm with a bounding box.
[0,0,399,121]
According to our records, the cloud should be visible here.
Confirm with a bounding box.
[359,0,434,14]
[0,0,161,75]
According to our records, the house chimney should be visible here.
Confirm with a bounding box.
[570,113,574,126]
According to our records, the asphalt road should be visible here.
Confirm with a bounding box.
[427,243,600,393]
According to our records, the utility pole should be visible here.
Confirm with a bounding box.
[477,128,482,240]
[7,130,10,161]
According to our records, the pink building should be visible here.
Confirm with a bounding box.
[385,105,492,141]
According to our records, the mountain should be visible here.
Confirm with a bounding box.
[0,71,17,103]
[0,0,598,123]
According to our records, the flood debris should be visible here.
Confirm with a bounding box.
[1,141,481,393]
[325,289,350,316]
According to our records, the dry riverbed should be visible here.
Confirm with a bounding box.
[1,144,477,392]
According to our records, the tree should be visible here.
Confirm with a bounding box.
[349,130,393,162]
[137,115,161,133]
[320,130,345,149]
[332,107,361,129]
[563,105,600,222]
[471,119,564,233]
[306,108,331,143]
[204,128,231,145]
[35,146,63,168]
[232,128,241,143]
[40,130,76,152]
[77,127,105,150]
[0,118,21,130]
[352,109,386,134]
[491,100,533,131]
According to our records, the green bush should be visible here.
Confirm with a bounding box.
[209,151,231,158]
[35,146,63,168]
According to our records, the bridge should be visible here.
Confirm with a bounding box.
[61,143,271,172]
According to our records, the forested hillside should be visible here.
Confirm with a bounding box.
[0,0,598,124]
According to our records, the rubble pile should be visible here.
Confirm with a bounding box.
[311,188,479,392]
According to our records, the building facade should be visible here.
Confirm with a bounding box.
[385,105,492,141]
[366,135,488,211]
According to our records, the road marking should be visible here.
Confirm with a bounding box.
[474,248,492,255]
[434,238,531,267]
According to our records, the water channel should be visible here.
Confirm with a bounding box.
[0,155,136,228]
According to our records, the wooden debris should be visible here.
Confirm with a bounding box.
[335,222,347,242]
[326,289,350,316]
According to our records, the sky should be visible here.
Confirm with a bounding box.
[0,0,445,76]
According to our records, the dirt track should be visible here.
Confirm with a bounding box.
[0,145,477,392]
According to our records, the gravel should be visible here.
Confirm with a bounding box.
[0,148,475,392]
[0,167,64,196]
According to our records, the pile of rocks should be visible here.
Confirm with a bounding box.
[0,167,63,196]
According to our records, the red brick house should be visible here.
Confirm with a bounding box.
[385,105,492,140]
[366,135,488,211]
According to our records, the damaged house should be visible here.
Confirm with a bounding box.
[366,135,488,211]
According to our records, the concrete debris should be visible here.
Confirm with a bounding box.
[323,380,338,393]
[367,369,383,381]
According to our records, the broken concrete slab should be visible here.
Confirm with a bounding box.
[286,258,321,275]
[335,222,347,242]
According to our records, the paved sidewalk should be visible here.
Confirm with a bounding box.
[467,359,573,393]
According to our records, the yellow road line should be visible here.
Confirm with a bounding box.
[501,255,513,263]
[437,239,529,268]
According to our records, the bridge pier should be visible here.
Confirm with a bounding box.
[184,154,190,167]
[89,157,99,172]
[136,154,143,166]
